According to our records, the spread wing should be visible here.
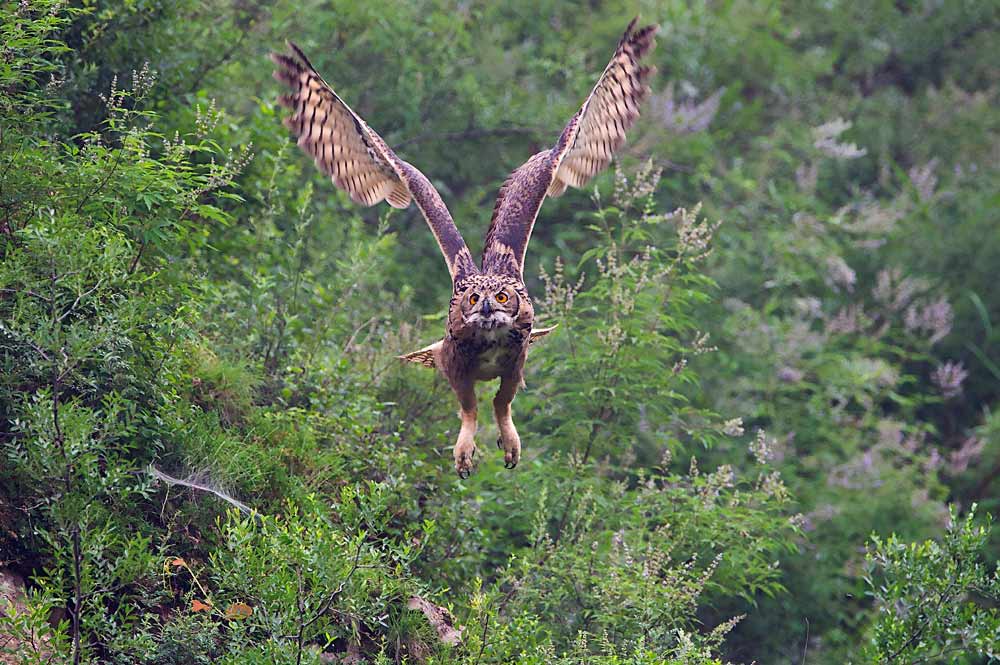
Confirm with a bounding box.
[481,19,657,278]
[271,42,478,285]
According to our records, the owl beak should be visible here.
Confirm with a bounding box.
[480,299,492,316]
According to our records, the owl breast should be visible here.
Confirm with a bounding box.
[462,323,525,380]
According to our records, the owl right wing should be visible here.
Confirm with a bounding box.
[271,43,478,285]
[481,19,657,279]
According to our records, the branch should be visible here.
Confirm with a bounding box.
[74,148,125,216]
[475,609,490,665]
[0,288,50,302]
[56,279,103,324]
[186,29,250,94]
[70,527,82,665]
[300,538,366,632]
[884,577,960,663]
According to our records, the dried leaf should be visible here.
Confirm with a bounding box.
[224,602,253,620]
[191,598,212,613]
[406,595,463,645]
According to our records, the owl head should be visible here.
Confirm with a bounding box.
[458,275,520,329]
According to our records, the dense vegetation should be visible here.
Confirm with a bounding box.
[2,1,998,663]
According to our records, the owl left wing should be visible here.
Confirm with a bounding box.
[481,19,657,279]
[271,43,477,285]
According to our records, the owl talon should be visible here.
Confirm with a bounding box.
[501,442,520,470]
[455,455,475,478]
[496,427,521,470]
[454,440,477,479]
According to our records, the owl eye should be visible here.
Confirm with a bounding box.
[495,292,509,304]
[469,294,479,305]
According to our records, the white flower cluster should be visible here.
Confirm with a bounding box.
[722,417,745,437]
[674,203,721,260]
[749,429,775,465]
[812,118,867,159]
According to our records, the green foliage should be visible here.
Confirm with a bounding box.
[530,169,722,460]
[1,1,998,664]
[864,505,1000,663]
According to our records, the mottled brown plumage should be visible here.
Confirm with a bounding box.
[272,19,657,477]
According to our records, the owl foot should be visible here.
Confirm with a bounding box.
[454,439,477,479]
[497,431,520,469]
[495,435,520,469]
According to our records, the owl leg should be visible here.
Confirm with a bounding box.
[493,374,521,469]
[452,381,478,479]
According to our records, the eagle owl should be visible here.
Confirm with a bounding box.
[272,19,657,477]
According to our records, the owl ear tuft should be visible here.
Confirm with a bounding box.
[399,340,441,369]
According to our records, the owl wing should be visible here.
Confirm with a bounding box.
[481,19,657,279]
[271,43,478,284]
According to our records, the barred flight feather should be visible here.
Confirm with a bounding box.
[271,42,477,283]
[482,19,657,278]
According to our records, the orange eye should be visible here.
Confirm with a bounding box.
[495,292,508,303]
[469,294,479,305]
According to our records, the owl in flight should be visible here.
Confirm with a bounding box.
[272,19,657,477]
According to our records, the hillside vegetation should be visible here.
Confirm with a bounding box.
[2,2,999,663]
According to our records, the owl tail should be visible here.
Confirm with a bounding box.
[398,325,559,369]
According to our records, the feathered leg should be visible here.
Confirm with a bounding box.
[452,379,478,478]
[493,374,521,469]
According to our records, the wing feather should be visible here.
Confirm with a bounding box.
[271,43,477,284]
[482,19,657,278]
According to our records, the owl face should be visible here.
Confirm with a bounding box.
[459,277,519,329]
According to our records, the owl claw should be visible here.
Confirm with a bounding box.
[454,440,477,479]
[497,428,521,471]
[502,442,520,470]
[455,456,475,478]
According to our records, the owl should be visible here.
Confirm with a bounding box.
[272,19,657,477]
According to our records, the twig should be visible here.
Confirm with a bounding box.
[474,608,490,665]
[300,538,366,632]
[884,577,959,663]
[186,29,250,94]
[74,148,125,216]
[127,239,146,275]
[0,288,50,302]
[800,617,809,665]
[342,316,378,354]
[70,527,82,665]
[295,566,306,665]
[56,279,103,324]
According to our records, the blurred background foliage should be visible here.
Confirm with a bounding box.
[1,0,998,663]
